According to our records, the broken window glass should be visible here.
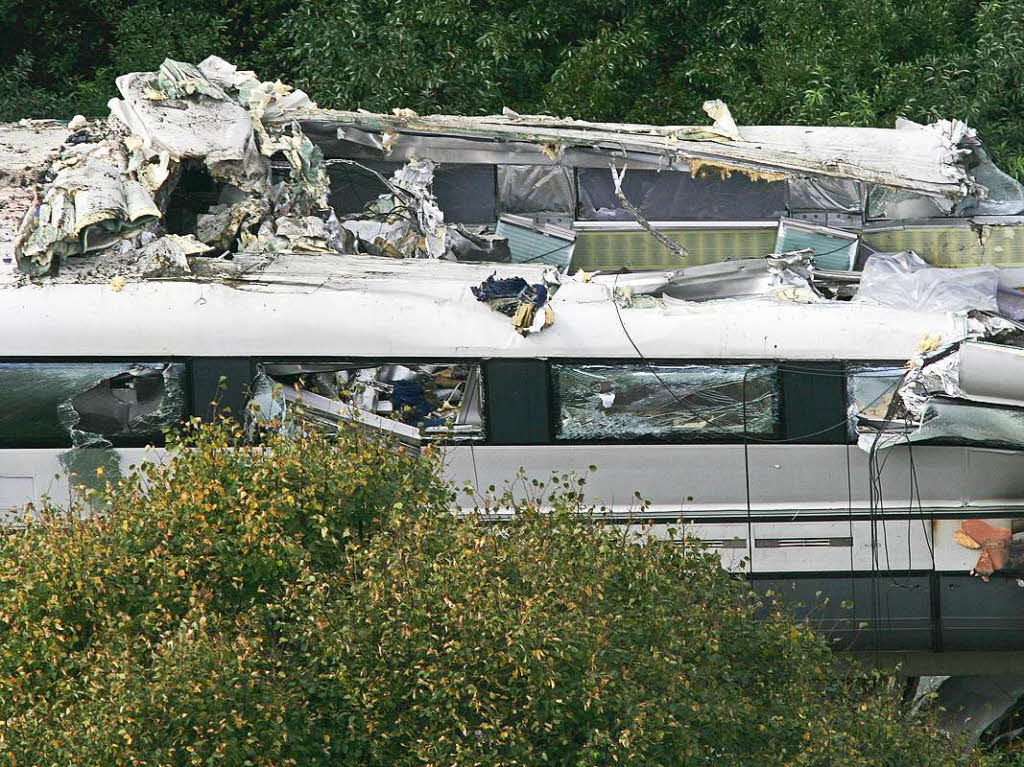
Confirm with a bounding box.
[577,168,786,222]
[249,362,484,445]
[846,365,907,440]
[0,362,187,448]
[553,364,780,441]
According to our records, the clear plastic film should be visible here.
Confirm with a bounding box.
[553,363,780,440]
[853,251,999,312]
[788,176,862,213]
[497,165,575,215]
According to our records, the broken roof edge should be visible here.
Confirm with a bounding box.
[290,108,977,199]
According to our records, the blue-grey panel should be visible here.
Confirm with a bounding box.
[940,575,1024,650]
[750,576,933,651]
[775,224,857,270]
[495,220,574,267]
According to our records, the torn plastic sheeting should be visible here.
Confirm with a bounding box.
[553,363,779,441]
[787,176,862,213]
[577,166,786,222]
[497,165,575,215]
[854,251,999,313]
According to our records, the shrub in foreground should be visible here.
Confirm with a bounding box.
[0,420,994,765]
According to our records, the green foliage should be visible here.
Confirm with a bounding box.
[0,419,997,764]
[6,0,1024,175]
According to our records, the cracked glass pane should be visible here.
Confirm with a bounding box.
[553,363,779,441]
[0,362,187,448]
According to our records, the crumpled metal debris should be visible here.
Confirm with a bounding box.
[16,153,160,272]
[15,56,328,276]
[339,158,446,259]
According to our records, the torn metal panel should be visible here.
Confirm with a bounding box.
[109,68,267,193]
[854,251,999,312]
[774,218,858,270]
[958,341,1024,408]
[552,363,780,440]
[304,109,979,198]
[494,215,574,267]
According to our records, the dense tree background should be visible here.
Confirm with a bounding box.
[4,0,1024,174]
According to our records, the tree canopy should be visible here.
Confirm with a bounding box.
[4,0,1024,177]
[0,419,1000,764]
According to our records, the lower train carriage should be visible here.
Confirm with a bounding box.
[1,260,1023,652]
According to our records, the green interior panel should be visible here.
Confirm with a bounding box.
[864,225,1024,267]
[570,227,776,271]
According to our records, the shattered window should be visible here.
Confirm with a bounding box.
[553,364,780,441]
[249,362,484,444]
[846,365,907,439]
[0,362,187,448]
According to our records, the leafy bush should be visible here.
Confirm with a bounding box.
[0,420,996,765]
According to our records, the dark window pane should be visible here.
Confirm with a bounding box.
[578,168,785,221]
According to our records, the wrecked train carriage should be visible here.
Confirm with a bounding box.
[7,57,1024,656]
[287,106,1024,272]
[1,257,1023,625]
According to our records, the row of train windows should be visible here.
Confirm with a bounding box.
[0,357,959,449]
